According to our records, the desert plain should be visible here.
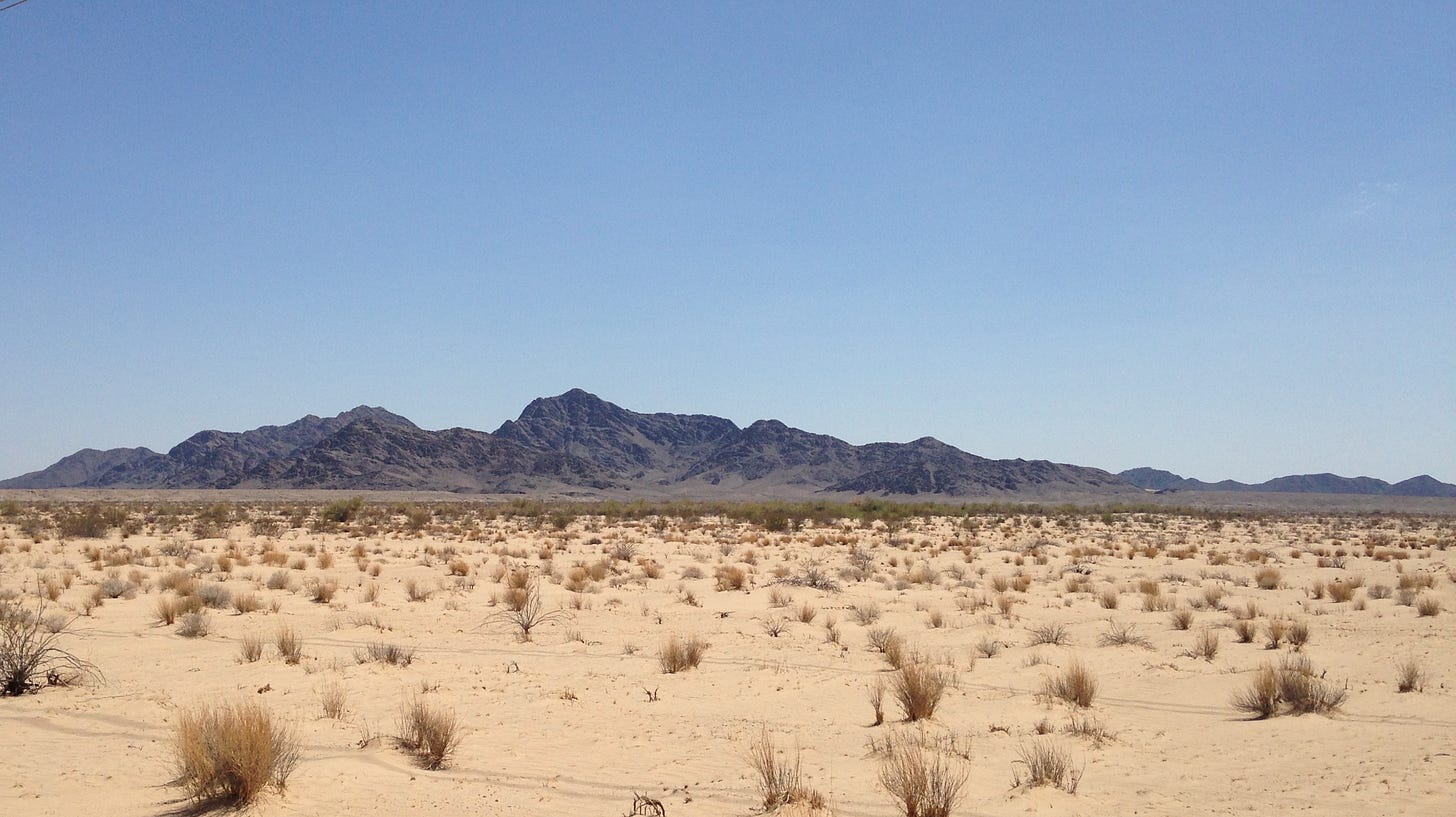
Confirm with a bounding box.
[1,496,1453,816]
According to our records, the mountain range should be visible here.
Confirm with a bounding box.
[3,389,1451,500]
[1117,467,1456,498]
[0,390,1131,498]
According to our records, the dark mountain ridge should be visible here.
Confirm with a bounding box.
[1,390,1132,499]
[1119,467,1456,498]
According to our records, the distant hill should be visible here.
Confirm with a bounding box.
[1118,467,1456,498]
[0,389,1134,499]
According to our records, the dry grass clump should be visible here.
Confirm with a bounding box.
[1396,657,1427,692]
[1415,595,1442,617]
[1232,657,1347,718]
[1097,621,1152,649]
[876,729,970,817]
[177,611,211,638]
[1183,628,1220,661]
[275,625,303,664]
[1040,660,1097,708]
[658,634,708,673]
[715,565,748,591]
[232,592,262,614]
[745,727,824,811]
[851,601,883,625]
[1097,587,1119,609]
[172,700,299,806]
[396,696,461,769]
[1169,609,1194,630]
[355,641,415,666]
[319,677,347,719]
[239,632,263,663]
[1026,622,1071,646]
[891,660,954,721]
[1254,566,1282,590]
[1231,619,1258,643]
[1012,738,1083,793]
[1326,581,1357,603]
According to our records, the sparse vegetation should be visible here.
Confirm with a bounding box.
[171,700,299,806]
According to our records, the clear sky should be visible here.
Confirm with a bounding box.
[2,2,1452,484]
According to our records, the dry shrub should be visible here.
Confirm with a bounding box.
[1233,657,1347,718]
[356,641,415,666]
[172,700,299,806]
[177,611,211,638]
[1254,567,1282,590]
[396,696,461,769]
[715,565,748,591]
[405,577,434,603]
[1232,619,1258,643]
[867,626,901,654]
[484,575,567,641]
[658,635,707,673]
[1264,619,1287,649]
[745,727,823,810]
[796,602,818,624]
[975,637,1001,658]
[1169,609,1194,630]
[319,677,347,719]
[892,660,954,721]
[1097,587,1119,609]
[275,625,303,664]
[876,730,970,817]
[1396,657,1427,693]
[869,678,886,725]
[154,595,181,626]
[1,599,101,695]
[1040,660,1097,708]
[239,632,263,663]
[1184,628,1220,661]
[1231,665,1281,719]
[1415,595,1442,617]
[1285,620,1310,649]
[1097,621,1151,649]
[1026,622,1071,646]
[1012,738,1082,793]
[1326,581,1356,603]
[198,583,232,609]
[307,578,337,604]
[851,601,883,625]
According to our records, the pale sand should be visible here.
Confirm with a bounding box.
[1,505,1452,816]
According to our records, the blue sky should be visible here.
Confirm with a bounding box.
[2,2,1452,484]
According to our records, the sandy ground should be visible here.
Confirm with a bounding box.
[1,503,1453,816]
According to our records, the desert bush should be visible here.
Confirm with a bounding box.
[1285,620,1310,649]
[1326,581,1356,603]
[319,677,347,719]
[198,583,232,609]
[305,577,337,604]
[1233,658,1347,718]
[275,625,303,664]
[1184,628,1220,661]
[851,601,883,625]
[1231,665,1281,718]
[265,570,292,591]
[356,641,415,666]
[892,660,953,721]
[766,586,793,608]
[396,696,460,769]
[232,592,262,614]
[715,565,748,591]
[1096,587,1119,609]
[795,601,818,624]
[172,700,299,806]
[1027,622,1071,646]
[239,633,263,663]
[1012,738,1082,793]
[1232,619,1258,643]
[1169,609,1194,630]
[869,678,886,725]
[867,626,901,654]
[1264,619,1288,649]
[746,727,822,810]
[484,575,566,641]
[1040,660,1097,708]
[975,636,1001,658]
[761,617,788,638]
[99,577,136,599]
[1365,583,1391,600]
[154,595,182,626]
[1098,621,1152,649]
[177,611,211,638]
[1254,567,1282,590]
[658,635,708,673]
[1,599,101,695]
[876,731,970,817]
[1415,595,1442,617]
[1396,657,1427,692]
